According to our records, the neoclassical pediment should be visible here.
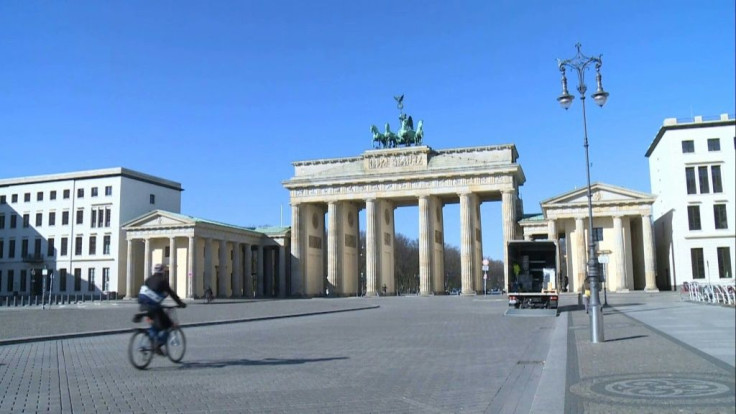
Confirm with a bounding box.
[122,210,195,230]
[541,183,655,208]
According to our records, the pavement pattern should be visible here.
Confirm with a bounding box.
[0,291,734,413]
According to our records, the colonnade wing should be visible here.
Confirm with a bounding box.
[122,210,288,299]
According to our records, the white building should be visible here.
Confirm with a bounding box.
[646,113,735,290]
[0,168,182,297]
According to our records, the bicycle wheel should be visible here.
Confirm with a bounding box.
[165,327,186,363]
[128,330,154,370]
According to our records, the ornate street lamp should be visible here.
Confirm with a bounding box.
[557,43,610,343]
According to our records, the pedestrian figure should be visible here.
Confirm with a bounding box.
[583,279,591,314]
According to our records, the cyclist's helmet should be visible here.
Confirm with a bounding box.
[153,263,166,273]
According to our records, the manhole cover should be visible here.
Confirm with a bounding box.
[571,373,735,406]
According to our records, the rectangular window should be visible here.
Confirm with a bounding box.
[36,191,43,201]
[88,268,95,291]
[8,240,15,258]
[63,189,70,199]
[714,204,728,229]
[59,269,67,292]
[11,194,18,203]
[691,248,705,279]
[22,214,29,228]
[50,191,56,200]
[24,193,30,202]
[711,166,723,193]
[687,205,701,230]
[0,195,5,204]
[91,187,98,197]
[60,237,68,256]
[47,238,55,257]
[34,238,41,256]
[0,240,4,259]
[77,188,84,198]
[49,212,56,226]
[21,239,28,257]
[35,212,42,227]
[89,235,96,255]
[59,269,66,292]
[62,211,69,225]
[91,209,97,228]
[103,235,111,255]
[717,247,732,278]
[150,194,156,204]
[7,270,13,291]
[707,138,721,151]
[592,227,603,242]
[20,270,27,292]
[105,207,111,227]
[74,268,82,291]
[685,167,696,194]
[76,209,83,225]
[698,166,710,193]
[102,268,110,291]
[0,214,4,229]
[105,186,112,196]
[681,140,694,153]
[74,236,82,256]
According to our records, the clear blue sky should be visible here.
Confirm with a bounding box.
[1,1,734,261]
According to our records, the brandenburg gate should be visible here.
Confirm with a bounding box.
[283,144,525,297]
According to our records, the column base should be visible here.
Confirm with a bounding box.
[644,287,660,292]
[616,289,630,293]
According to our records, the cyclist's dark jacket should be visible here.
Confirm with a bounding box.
[138,272,184,331]
[138,272,184,308]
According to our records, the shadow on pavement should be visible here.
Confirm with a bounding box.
[158,356,349,370]
[603,334,648,342]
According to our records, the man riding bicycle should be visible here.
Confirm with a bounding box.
[138,264,186,352]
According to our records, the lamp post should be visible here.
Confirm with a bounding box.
[557,43,610,343]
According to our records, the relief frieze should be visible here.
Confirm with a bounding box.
[290,175,512,198]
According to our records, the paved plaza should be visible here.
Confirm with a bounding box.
[0,293,734,413]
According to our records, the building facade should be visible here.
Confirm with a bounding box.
[284,145,525,297]
[646,114,735,290]
[122,210,290,299]
[520,183,658,293]
[0,168,182,297]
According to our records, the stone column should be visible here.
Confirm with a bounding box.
[244,244,253,298]
[218,239,227,297]
[126,239,134,298]
[279,245,286,297]
[501,190,516,291]
[327,201,339,294]
[169,236,177,291]
[460,192,474,295]
[418,195,431,296]
[290,204,302,295]
[642,213,658,292]
[365,198,378,296]
[613,215,627,292]
[144,238,151,279]
[256,245,264,297]
[187,236,196,298]
[574,217,586,292]
[232,243,242,297]
[547,219,557,290]
[204,238,213,294]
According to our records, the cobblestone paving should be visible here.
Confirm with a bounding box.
[0,296,554,413]
[565,297,736,414]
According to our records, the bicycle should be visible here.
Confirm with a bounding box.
[128,305,187,370]
[204,288,214,304]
